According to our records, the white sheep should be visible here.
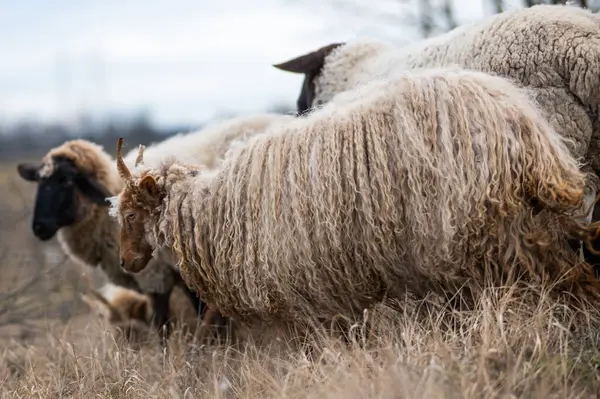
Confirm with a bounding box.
[274,4,600,236]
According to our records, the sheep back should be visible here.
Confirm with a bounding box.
[123,113,294,172]
[314,5,600,167]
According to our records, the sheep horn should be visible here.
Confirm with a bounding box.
[116,137,132,183]
[135,144,145,167]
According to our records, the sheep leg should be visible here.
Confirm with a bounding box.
[566,180,597,262]
[195,306,219,343]
[582,195,600,278]
[184,286,205,317]
[149,291,172,346]
[201,307,218,326]
[171,271,205,317]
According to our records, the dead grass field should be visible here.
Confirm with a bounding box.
[1,160,600,398]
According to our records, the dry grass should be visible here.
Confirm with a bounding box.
[1,161,600,398]
[1,287,600,398]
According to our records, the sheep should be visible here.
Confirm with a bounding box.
[272,3,600,262]
[82,282,230,346]
[16,112,293,340]
[109,67,600,330]
[81,283,157,346]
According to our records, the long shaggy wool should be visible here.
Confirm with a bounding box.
[119,68,600,326]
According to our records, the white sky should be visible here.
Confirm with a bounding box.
[0,0,527,128]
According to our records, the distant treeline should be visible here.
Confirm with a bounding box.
[0,114,174,162]
[0,104,295,162]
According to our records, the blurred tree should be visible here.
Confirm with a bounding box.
[293,0,598,41]
[509,0,595,12]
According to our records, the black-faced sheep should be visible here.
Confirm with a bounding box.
[16,112,293,340]
[273,4,600,254]
[109,68,600,330]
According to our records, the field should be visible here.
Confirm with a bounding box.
[1,159,600,399]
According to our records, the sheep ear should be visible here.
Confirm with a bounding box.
[273,42,345,74]
[75,174,113,205]
[17,163,41,181]
[139,175,159,199]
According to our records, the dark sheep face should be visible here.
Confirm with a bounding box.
[273,42,344,116]
[16,156,112,241]
[296,69,320,116]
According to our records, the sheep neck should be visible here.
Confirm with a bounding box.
[57,199,141,291]
[153,170,212,296]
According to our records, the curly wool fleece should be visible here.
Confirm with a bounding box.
[302,5,600,174]
[119,68,599,326]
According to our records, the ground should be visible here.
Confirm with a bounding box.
[1,160,600,398]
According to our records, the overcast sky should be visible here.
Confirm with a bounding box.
[0,0,525,128]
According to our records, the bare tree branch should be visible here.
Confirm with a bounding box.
[442,0,457,30]
[417,0,435,38]
[491,0,504,13]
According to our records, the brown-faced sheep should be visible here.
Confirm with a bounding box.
[273,4,600,262]
[16,112,293,340]
[109,68,600,330]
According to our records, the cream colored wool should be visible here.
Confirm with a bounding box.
[126,112,294,173]
[113,68,600,326]
[288,4,600,217]
[310,5,600,161]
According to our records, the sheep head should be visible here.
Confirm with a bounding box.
[16,140,114,241]
[113,137,165,273]
[273,42,344,116]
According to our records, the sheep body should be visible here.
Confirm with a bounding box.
[114,68,600,325]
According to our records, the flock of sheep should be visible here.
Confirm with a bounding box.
[14,4,600,347]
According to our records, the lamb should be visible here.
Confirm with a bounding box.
[16,112,293,339]
[109,67,600,329]
[272,4,600,248]
[81,283,158,345]
[82,282,229,345]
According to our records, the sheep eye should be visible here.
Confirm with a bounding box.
[124,215,135,230]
